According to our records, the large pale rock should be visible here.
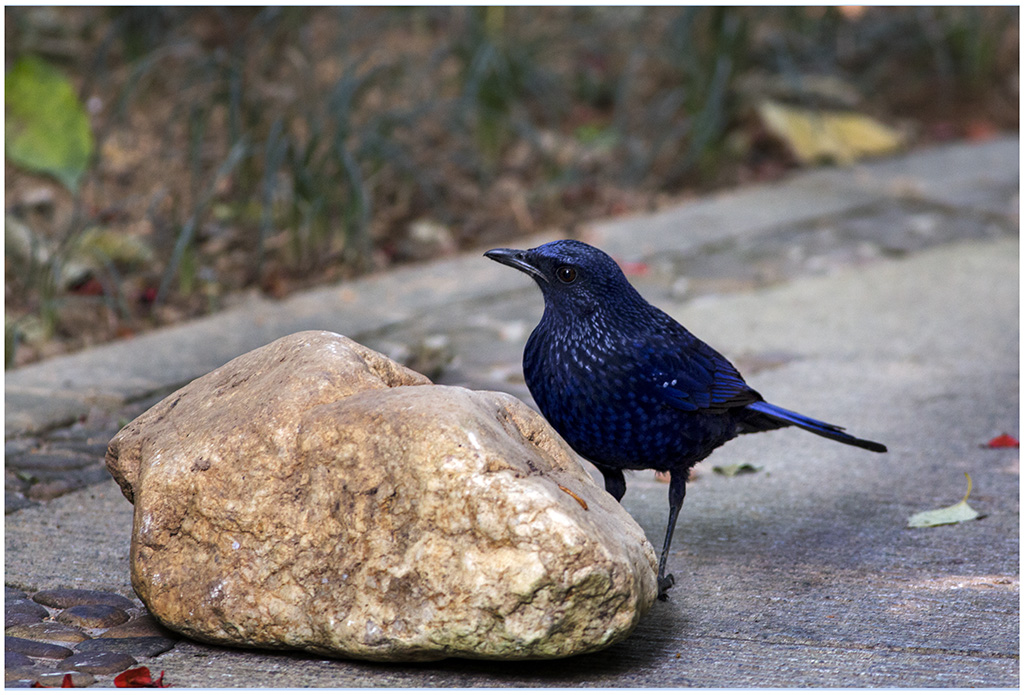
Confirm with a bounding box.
[106,331,657,661]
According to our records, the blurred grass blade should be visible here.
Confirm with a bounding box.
[155,139,250,305]
[258,117,288,273]
[5,56,95,192]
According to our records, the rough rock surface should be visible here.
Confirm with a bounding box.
[106,331,657,661]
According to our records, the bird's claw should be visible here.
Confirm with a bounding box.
[657,573,675,601]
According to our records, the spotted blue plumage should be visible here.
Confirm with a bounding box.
[485,239,886,599]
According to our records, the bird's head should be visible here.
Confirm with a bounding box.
[484,240,640,317]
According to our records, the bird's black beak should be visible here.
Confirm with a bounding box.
[484,247,548,284]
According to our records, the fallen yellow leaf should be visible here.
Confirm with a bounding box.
[757,100,904,165]
[907,473,981,528]
[712,462,764,478]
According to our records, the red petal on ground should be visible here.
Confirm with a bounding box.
[114,666,154,687]
[69,277,105,296]
[985,433,1019,449]
[965,119,1000,142]
[140,286,159,304]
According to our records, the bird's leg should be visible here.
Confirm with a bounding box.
[599,467,627,502]
[657,471,687,600]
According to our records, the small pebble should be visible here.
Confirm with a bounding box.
[75,636,176,658]
[4,612,40,629]
[102,613,175,639]
[5,470,31,493]
[35,671,96,687]
[56,651,136,675]
[32,589,136,611]
[4,491,35,514]
[25,468,112,499]
[57,603,130,629]
[5,637,73,660]
[5,679,39,688]
[26,480,77,501]
[5,587,28,601]
[5,650,35,668]
[4,669,39,685]
[61,440,111,458]
[5,622,90,644]
[6,451,97,472]
[5,599,49,621]
[4,440,35,459]
[43,423,89,441]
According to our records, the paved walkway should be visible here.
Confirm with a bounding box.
[5,136,1019,687]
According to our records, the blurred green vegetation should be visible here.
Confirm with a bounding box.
[4,6,1018,366]
[5,55,94,192]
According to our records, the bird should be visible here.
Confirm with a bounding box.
[484,239,886,600]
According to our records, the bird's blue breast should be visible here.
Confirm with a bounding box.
[523,309,739,470]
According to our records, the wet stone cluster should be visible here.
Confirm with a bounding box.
[5,586,178,687]
[5,399,157,514]
[5,434,112,512]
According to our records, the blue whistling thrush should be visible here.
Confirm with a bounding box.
[485,239,886,600]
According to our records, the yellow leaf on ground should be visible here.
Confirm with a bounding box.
[757,100,904,165]
[712,463,764,477]
[907,473,981,528]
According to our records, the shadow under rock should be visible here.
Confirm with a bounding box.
[156,602,689,687]
[367,602,689,687]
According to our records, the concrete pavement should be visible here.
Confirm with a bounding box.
[5,136,1019,687]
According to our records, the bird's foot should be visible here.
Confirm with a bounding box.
[657,573,675,601]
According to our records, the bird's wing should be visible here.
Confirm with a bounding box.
[649,340,760,413]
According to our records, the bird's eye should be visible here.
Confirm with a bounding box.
[556,266,578,284]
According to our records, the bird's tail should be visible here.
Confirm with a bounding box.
[740,401,887,453]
